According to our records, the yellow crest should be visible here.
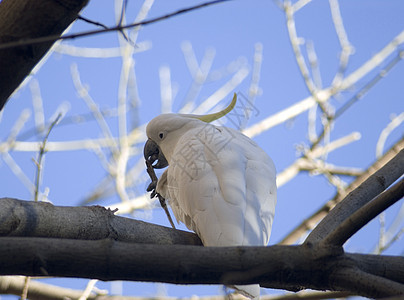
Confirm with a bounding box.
[190,93,237,123]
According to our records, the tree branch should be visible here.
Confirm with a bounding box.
[0,198,201,246]
[346,253,404,284]
[280,137,404,245]
[0,276,354,300]
[1,198,404,297]
[330,267,404,299]
[0,0,89,110]
[305,147,404,245]
[321,178,404,246]
[0,276,95,300]
[0,238,403,298]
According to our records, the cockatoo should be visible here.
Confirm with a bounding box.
[144,94,277,299]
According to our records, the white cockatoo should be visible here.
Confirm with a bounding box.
[144,94,277,299]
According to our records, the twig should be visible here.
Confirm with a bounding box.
[0,0,232,51]
[70,64,119,155]
[380,228,404,253]
[0,276,109,300]
[78,279,98,300]
[145,161,176,229]
[30,79,45,134]
[1,152,36,193]
[284,1,330,116]
[276,132,361,187]
[321,177,404,246]
[291,0,312,13]
[191,66,249,115]
[77,15,109,30]
[178,42,216,113]
[21,276,30,300]
[33,113,62,202]
[334,51,403,119]
[160,65,173,114]
[0,276,355,300]
[338,30,404,91]
[243,42,264,130]
[6,109,31,145]
[329,0,354,87]
[376,112,404,158]
[243,30,404,140]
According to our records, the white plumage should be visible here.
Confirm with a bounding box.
[144,95,277,299]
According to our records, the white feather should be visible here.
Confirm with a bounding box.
[149,116,277,299]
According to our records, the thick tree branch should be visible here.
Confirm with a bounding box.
[321,178,404,246]
[305,148,404,244]
[1,198,404,298]
[330,267,404,299]
[0,197,202,246]
[280,137,404,245]
[0,238,403,298]
[346,253,404,285]
[0,0,89,110]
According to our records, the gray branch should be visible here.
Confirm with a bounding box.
[0,238,403,298]
[305,148,404,244]
[321,177,404,246]
[1,198,404,298]
[0,197,202,246]
[280,137,404,245]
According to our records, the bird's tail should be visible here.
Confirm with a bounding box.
[232,284,260,299]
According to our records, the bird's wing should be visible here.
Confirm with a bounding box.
[233,128,277,245]
[162,123,276,247]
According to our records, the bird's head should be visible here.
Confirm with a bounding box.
[144,93,237,168]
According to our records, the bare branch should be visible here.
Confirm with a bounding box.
[338,30,404,91]
[33,114,62,202]
[0,237,403,298]
[329,0,354,87]
[305,148,404,245]
[0,276,109,300]
[330,267,404,299]
[243,30,404,139]
[0,276,356,300]
[79,279,99,300]
[77,15,109,30]
[376,112,404,158]
[321,178,404,246]
[280,137,404,245]
[334,51,403,119]
[0,198,201,246]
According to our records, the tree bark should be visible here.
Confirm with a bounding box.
[0,198,404,298]
[0,237,403,298]
[280,137,404,245]
[305,148,404,244]
[0,0,89,111]
[0,148,403,298]
[0,198,202,246]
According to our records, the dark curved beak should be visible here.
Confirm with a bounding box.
[144,138,168,169]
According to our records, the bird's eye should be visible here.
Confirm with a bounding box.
[159,132,164,139]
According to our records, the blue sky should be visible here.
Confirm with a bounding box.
[1,0,404,298]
